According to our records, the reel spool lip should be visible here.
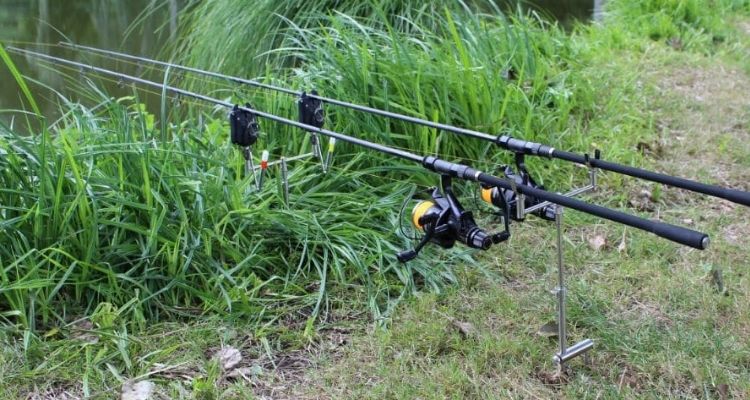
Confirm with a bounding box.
[481,187,494,204]
[411,200,436,229]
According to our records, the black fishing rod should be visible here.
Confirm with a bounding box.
[8,47,710,255]
[59,42,750,208]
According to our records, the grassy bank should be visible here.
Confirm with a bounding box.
[1,0,749,398]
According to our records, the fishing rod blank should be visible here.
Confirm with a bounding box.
[8,47,709,250]
[60,42,750,208]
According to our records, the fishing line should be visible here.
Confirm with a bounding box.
[26,45,532,172]
[46,63,435,190]
[43,58,530,177]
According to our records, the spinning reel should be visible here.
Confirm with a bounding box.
[398,174,510,262]
[480,153,556,221]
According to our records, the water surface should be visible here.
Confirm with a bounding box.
[0,0,179,124]
[0,0,602,125]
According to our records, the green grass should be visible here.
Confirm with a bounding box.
[1,0,750,398]
[0,84,473,329]
[177,0,505,78]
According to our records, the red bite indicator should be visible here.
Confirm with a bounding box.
[261,150,269,170]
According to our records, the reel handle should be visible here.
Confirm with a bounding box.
[397,223,436,263]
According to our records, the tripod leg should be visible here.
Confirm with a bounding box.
[552,205,594,371]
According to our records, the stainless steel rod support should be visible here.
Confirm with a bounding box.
[281,157,289,208]
[250,152,314,172]
[244,147,259,188]
[552,205,593,370]
[516,193,526,220]
[311,134,326,172]
[555,339,595,364]
[555,205,567,357]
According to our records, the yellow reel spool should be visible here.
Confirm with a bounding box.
[411,200,436,230]
[481,187,495,205]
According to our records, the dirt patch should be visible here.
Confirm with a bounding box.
[738,20,750,36]
[721,221,750,246]
[650,62,750,188]
[243,323,359,399]
[24,385,83,400]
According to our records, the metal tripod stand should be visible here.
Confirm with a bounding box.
[551,205,594,372]
[520,163,598,372]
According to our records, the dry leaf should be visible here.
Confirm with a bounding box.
[588,235,607,251]
[121,380,154,400]
[628,189,655,211]
[451,320,477,339]
[214,347,242,371]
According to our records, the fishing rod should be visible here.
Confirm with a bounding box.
[8,47,710,259]
[60,42,750,208]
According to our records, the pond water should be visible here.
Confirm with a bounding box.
[0,0,603,125]
[0,0,179,124]
[508,0,605,23]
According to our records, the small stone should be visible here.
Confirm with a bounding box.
[214,346,242,371]
[121,380,154,400]
[588,234,607,251]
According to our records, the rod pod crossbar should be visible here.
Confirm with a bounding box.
[59,42,750,208]
[8,47,710,251]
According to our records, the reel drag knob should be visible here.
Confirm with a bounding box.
[465,226,493,250]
